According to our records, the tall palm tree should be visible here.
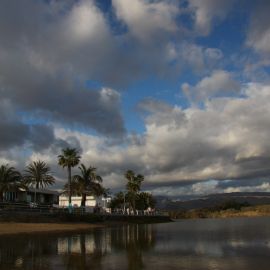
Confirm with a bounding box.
[73,164,103,207]
[58,148,81,207]
[0,164,22,202]
[24,161,55,203]
[125,170,144,212]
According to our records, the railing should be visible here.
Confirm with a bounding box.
[0,202,63,214]
[110,209,168,216]
[0,202,168,217]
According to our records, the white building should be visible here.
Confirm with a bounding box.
[58,194,111,213]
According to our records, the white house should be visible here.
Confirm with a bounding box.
[58,195,111,213]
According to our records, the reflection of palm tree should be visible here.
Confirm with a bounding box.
[58,148,81,207]
[24,161,55,203]
[0,234,57,270]
[110,224,156,270]
[0,164,22,202]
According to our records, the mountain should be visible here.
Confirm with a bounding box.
[156,192,270,211]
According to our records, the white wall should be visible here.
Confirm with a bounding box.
[58,195,111,213]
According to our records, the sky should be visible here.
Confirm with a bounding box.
[1,0,270,198]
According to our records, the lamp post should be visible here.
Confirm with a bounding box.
[123,192,126,214]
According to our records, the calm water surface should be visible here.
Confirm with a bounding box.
[1,217,270,270]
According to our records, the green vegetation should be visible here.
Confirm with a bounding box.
[23,161,55,203]
[64,164,106,207]
[110,170,156,212]
[0,164,22,202]
[125,170,144,211]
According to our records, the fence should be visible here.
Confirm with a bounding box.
[0,202,168,217]
[0,202,64,214]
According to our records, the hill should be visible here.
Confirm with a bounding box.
[156,192,270,211]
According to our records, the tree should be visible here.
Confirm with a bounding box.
[58,148,81,207]
[135,192,156,210]
[24,161,55,203]
[109,191,125,210]
[72,164,103,207]
[125,170,144,211]
[0,164,22,202]
[63,179,82,196]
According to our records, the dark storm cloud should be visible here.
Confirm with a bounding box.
[0,0,125,140]
[0,121,56,152]
[51,136,83,155]
[2,70,125,137]
[0,100,54,151]
[30,125,56,151]
[0,120,29,150]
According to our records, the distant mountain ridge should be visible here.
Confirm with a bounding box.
[156,192,270,210]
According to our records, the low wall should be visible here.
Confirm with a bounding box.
[0,211,172,224]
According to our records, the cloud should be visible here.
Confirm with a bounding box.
[0,99,56,151]
[112,0,179,42]
[0,0,269,198]
[150,179,270,197]
[166,43,224,73]
[188,0,235,35]
[138,99,186,127]
[246,0,270,54]
[2,82,270,196]
[0,1,125,138]
[0,68,125,137]
[182,70,240,103]
[25,82,269,193]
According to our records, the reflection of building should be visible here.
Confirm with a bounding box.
[58,195,111,213]
[58,235,95,254]
[3,188,59,204]
[57,231,112,255]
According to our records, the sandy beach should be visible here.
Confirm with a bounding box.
[0,222,104,235]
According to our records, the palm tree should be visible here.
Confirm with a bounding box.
[63,179,82,197]
[125,170,144,212]
[24,161,55,203]
[72,164,103,207]
[0,164,22,202]
[58,148,81,207]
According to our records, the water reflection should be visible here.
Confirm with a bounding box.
[1,218,270,270]
[0,234,58,270]
[58,225,155,270]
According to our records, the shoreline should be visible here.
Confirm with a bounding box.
[0,214,172,235]
[169,204,270,219]
[0,222,105,236]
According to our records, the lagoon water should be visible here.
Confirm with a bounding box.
[1,217,270,270]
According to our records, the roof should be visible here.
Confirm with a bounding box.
[19,188,59,195]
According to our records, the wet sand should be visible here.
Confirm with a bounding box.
[0,222,104,235]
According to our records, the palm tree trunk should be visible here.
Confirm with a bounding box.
[0,191,3,202]
[132,198,136,213]
[34,183,37,203]
[81,193,86,207]
[68,166,72,206]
